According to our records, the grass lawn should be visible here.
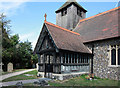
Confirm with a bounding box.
[48,75,120,86]
[3,70,39,82]
[9,74,120,87]
[2,69,27,75]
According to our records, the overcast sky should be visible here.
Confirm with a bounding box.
[0,0,119,49]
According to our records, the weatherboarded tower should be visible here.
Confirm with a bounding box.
[55,0,87,31]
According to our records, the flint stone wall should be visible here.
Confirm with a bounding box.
[85,38,120,80]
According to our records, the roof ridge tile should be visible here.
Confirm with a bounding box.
[80,6,120,23]
[44,21,80,35]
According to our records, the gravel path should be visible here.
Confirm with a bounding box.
[0,69,36,81]
[0,78,51,87]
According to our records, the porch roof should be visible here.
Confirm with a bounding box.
[44,21,91,54]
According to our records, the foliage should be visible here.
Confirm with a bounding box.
[1,13,12,71]
[31,54,38,64]
[1,13,38,71]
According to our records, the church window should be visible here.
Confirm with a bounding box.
[110,45,120,66]
[77,8,82,17]
[111,49,116,65]
[61,8,67,16]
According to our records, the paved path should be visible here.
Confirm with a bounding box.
[0,78,51,87]
[0,69,35,81]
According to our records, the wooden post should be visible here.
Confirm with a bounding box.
[59,54,61,74]
[38,54,41,71]
[74,54,75,63]
[60,53,63,63]
[68,53,69,63]
[84,55,86,63]
[71,54,72,63]
[43,54,46,77]
[49,55,50,64]
[77,54,78,63]
[80,55,81,63]
[91,45,94,74]
[53,52,56,73]
[65,53,66,63]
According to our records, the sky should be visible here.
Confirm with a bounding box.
[0,0,119,50]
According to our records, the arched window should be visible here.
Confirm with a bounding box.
[111,49,116,65]
[110,45,120,66]
[118,48,120,65]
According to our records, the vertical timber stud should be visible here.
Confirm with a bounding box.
[49,55,50,64]
[80,55,81,63]
[68,53,69,64]
[43,54,46,77]
[53,52,56,73]
[74,54,75,63]
[61,53,63,73]
[37,54,40,72]
[59,53,61,74]
[65,53,66,63]
[61,53,63,63]
[91,44,94,74]
[77,54,78,63]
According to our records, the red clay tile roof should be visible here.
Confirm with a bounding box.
[44,21,91,54]
[74,6,120,43]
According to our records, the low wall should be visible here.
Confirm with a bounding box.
[37,72,89,80]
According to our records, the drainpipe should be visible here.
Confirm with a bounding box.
[91,44,94,74]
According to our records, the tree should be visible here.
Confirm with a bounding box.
[1,13,38,70]
[0,13,11,48]
[31,54,38,68]
[18,41,33,68]
[9,34,20,68]
[1,13,12,71]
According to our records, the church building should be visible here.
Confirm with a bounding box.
[34,0,120,80]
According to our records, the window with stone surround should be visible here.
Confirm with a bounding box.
[109,45,120,66]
